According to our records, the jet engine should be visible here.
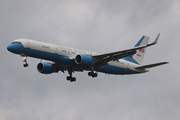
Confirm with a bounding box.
[75,54,93,66]
[37,62,57,74]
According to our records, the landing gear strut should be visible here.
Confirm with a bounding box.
[66,68,76,82]
[21,55,28,67]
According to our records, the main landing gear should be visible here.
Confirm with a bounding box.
[88,65,98,78]
[88,71,98,78]
[66,68,76,82]
[66,76,76,82]
[21,55,28,67]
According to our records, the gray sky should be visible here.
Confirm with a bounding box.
[0,0,179,120]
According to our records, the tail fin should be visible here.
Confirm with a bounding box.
[123,36,149,65]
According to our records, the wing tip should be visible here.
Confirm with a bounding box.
[153,33,160,44]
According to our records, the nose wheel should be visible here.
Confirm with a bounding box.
[21,55,28,67]
[23,63,28,67]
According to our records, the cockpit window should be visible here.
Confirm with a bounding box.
[12,42,22,44]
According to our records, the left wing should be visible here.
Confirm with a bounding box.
[93,34,160,68]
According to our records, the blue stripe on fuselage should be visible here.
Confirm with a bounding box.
[98,65,138,74]
[7,43,76,66]
[7,43,139,75]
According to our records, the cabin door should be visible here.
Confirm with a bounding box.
[27,42,30,49]
[127,63,130,70]
[55,47,59,54]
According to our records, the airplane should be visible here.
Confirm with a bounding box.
[7,33,168,82]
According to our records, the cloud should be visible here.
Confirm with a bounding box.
[1,0,180,120]
[171,1,180,15]
[59,2,95,22]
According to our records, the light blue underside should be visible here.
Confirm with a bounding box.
[8,44,139,75]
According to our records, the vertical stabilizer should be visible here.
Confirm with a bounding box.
[123,36,149,65]
[133,36,149,64]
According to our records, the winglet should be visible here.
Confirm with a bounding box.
[153,33,160,44]
[149,33,160,46]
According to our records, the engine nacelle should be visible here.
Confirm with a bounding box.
[37,62,55,74]
[75,54,93,66]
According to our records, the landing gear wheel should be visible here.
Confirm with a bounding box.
[66,76,71,81]
[69,77,76,82]
[23,63,28,67]
[92,74,95,78]
[94,73,98,77]
[72,77,76,82]
[88,72,92,76]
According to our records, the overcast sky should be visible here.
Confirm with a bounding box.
[0,0,180,120]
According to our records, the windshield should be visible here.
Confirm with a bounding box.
[12,41,22,44]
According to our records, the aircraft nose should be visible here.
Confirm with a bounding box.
[7,44,15,52]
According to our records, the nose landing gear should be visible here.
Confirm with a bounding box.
[21,55,28,67]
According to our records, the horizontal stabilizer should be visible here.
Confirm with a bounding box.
[135,62,169,69]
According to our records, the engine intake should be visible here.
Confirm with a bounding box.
[75,54,93,66]
[37,62,56,74]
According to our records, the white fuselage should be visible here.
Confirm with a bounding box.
[9,39,148,75]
